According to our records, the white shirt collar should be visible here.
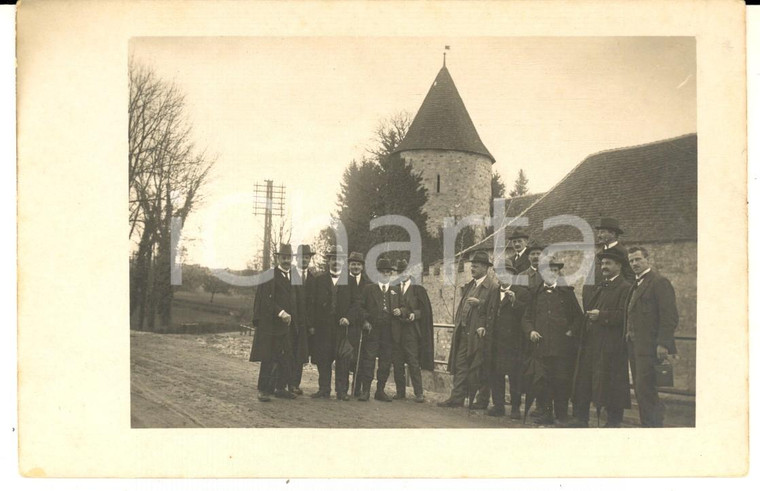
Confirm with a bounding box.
[474,275,486,288]
[277,266,290,276]
[636,268,651,281]
[606,274,620,283]
[605,240,619,249]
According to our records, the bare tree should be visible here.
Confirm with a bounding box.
[129,57,215,332]
[366,110,413,161]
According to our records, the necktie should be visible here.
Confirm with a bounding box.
[331,273,340,279]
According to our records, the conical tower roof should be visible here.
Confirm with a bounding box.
[394,65,494,163]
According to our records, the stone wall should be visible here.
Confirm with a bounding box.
[400,149,492,239]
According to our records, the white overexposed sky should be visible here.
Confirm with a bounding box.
[130,37,696,269]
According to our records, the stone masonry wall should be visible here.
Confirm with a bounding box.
[400,149,492,240]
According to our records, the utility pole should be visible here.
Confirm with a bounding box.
[253,180,285,270]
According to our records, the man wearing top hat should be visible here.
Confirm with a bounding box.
[288,244,317,395]
[346,251,373,395]
[570,247,632,427]
[625,246,679,427]
[249,244,298,402]
[483,258,530,419]
[509,228,532,274]
[518,243,545,289]
[438,250,497,408]
[390,259,435,403]
[309,245,361,400]
[522,257,584,425]
[357,257,398,402]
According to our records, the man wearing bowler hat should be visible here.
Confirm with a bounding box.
[518,243,545,289]
[357,257,398,402]
[438,250,497,408]
[390,259,435,403]
[484,258,530,419]
[347,251,372,395]
[288,244,317,395]
[570,247,632,427]
[309,245,361,400]
[509,228,531,274]
[249,244,297,402]
[522,257,584,425]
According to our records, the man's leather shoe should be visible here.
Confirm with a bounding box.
[534,414,554,425]
[437,398,464,408]
[310,390,328,399]
[487,406,505,417]
[374,390,392,402]
[291,387,303,396]
[274,389,297,399]
[510,407,522,420]
[567,418,589,428]
[257,392,272,402]
[358,391,370,402]
[469,400,488,410]
[414,394,425,403]
[393,392,406,400]
[337,392,350,401]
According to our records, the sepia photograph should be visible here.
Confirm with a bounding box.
[128,36,696,429]
[16,0,748,479]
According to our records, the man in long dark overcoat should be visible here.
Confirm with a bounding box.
[571,247,632,427]
[484,258,530,419]
[390,259,435,403]
[288,244,317,395]
[625,246,679,427]
[309,245,361,400]
[522,258,584,425]
[346,251,372,395]
[249,244,297,402]
[438,250,496,408]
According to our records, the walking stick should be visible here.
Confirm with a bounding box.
[351,329,364,395]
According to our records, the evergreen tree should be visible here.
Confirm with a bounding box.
[509,168,529,197]
[490,170,506,217]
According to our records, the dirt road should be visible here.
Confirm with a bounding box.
[131,330,531,429]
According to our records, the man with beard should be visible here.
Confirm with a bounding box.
[288,244,317,396]
[509,229,531,274]
[309,245,360,400]
[484,258,530,419]
[391,259,435,403]
[249,244,297,402]
[570,247,632,427]
[438,250,496,409]
[357,258,397,402]
[346,251,372,395]
[625,246,679,427]
[522,257,584,426]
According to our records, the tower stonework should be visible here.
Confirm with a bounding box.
[393,64,494,239]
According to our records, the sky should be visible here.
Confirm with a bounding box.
[130,37,696,270]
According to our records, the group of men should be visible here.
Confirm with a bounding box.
[249,244,435,404]
[436,217,679,428]
[249,216,679,428]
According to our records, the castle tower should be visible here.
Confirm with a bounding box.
[393,62,494,239]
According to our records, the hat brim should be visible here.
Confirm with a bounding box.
[471,259,493,266]
[509,234,530,240]
[596,251,624,263]
[548,262,564,269]
[595,226,624,235]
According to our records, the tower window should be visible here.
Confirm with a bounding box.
[436,174,441,193]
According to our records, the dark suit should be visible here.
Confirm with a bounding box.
[348,273,372,393]
[290,268,316,390]
[574,275,632,425]
[392,281,435,397]
[446,275,496,403]
[522,284,584,421]
[311,272,361,396]
[249,268,295,394]
[359,283,398,394]
[625,270,678,427]
[485,285,529,410]
[513,250,531,276]
[518,265,543,290]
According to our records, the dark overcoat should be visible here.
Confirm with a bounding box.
[624,270,678,357]
[249,269,295,363]
[291,268,316,365]
[522,284,584,359]
[513,251,531,276]
[347,273,372,358]
[446,275,496,373]
[517,266,542,290]
[309,272,361,366]
[577,275,632,409]
[397,282,436,371]
[485,284,530,375]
